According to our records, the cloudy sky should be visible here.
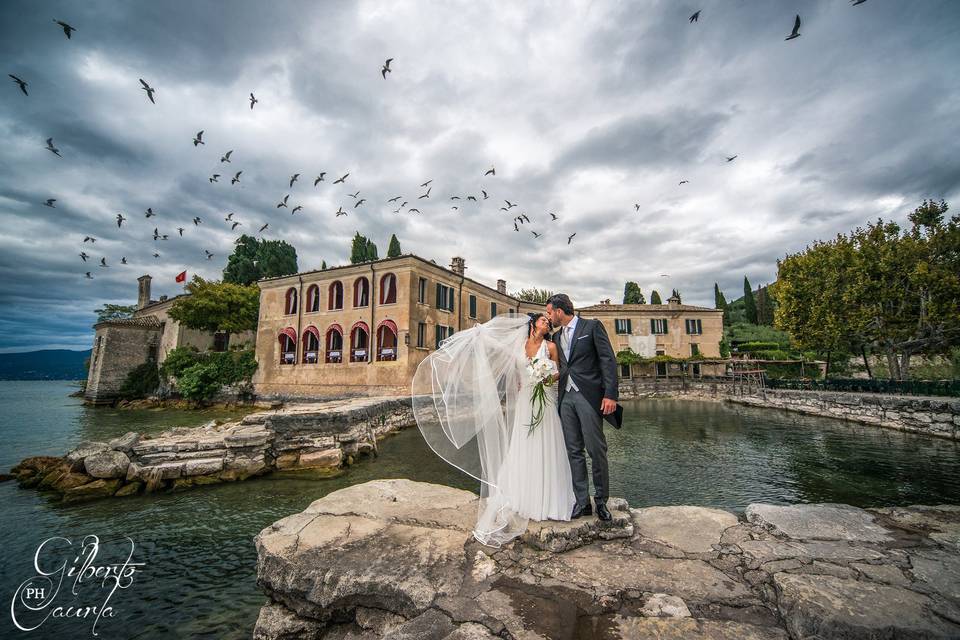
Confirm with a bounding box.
[1,0,958,352]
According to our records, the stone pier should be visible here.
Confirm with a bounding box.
[8,396,413,503]
[253,479,960,639]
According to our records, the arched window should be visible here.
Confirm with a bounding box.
[305,284,320,313]
[278,328,296,365]
[325,324,343,363]
[328,281,343,310]
[284,287,298,315]
[350,321,369,362]
[379,273,397,305]
[302,326,320,363]
[377,319,398,361]
[353,277,370,307]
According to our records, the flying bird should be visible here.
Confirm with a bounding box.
[259,223,269,232]
[314,173,326,186]
[204,250,214,260]
[291,205,303,214]
[209,174,220,183]
[484,166,495,176]
[418,187,431,199]
[120,257,127,264]
[85,272,93,279]
[531,231,542,238]
[335,207,347,217]
[177,227,184,236]
[289,173,299,187]
[145,207,156,218]
[249,93,258,109]
[513,222,519,232]
[220,150,233,162]
[53,19,76,39]
[354,198,366,208]
[44,198,56,208]
[83,236,96,243]
[277,195,289,208]
[482,190,488,200]
[466,195,477,201]
[451,206,459,211]
[79,252,89,261]
[139,78,156,104]
[785,14,801,40]
[8,74,28,95]
[231,221,242,230]
[381,58,393,79]
[45,137,61,157]
[726,155,738,162]
[387,196,401,203]
[225,212,234,221]
[192,216,202,225]
[231,171,242,184]
[420,179,433,187]
[549,212,558,221]
[521,214,530,223]
[348,190,360,199]
[505,200,518,209]
[679,180,689,185]
[193,130,204,146]
[399,201,408,208]
[450,196,461,200]
[153,227,161,240]
[333,173,349,184]
[567,233,576,244]
[634,204,640,212]
[100,257,108,268]
[152,252,160,259]
[689,10,700,23]
[408,208,421,214]
[116,213,126,227]
[851,0,867,5]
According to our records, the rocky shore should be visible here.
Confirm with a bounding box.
[7,396,412,502]
[254,479,960,640]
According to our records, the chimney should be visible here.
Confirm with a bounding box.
[137,275,152,309]
[497,279,506,294]
[450,256,466,275]
[667,291,681,308]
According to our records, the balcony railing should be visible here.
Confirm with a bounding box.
[325,350,342,364]
[350,348,368,363]
[303,350,318,364]
[280,351,296,365]
[377,347,397,361]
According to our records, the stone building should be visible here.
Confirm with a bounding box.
[252,254,725,399]
[83,275,254,404]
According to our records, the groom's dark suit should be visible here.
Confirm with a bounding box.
[552,314,619,507]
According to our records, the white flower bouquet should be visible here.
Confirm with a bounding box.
[525,356,557,435]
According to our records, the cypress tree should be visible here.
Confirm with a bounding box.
[350,232,367,264]
[623,281,644,304]
[365,238,379,261]
[743,276,758,324]
[715,283,730,326]
[387,234,402,258]
[321,260,327,270]
[650,290,662,304]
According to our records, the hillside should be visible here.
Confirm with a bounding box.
[0,349,91,380]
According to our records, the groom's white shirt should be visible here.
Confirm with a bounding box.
[561,316,581,393]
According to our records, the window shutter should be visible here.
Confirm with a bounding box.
[436,283,442,307]
[448,289,455,311]
[650,318,656,333]
[627,319,632,334]
[435,325,442,348]
[663,320,668,334]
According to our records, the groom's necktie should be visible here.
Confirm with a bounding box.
[563,324,579,393]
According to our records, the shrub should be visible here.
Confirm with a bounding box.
[118,362,160,399]
[176,363,223,403]
[160,347,258,403]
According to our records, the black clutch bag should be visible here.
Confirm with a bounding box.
[603,403,624,429]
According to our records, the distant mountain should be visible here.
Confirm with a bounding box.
[0,349,91,381]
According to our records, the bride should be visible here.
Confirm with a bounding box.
[411,312,577,547]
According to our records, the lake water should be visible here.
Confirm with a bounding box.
[1,381,958,639]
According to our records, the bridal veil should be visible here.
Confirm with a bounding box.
[411,314,531,546]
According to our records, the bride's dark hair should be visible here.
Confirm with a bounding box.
[527,312,549,338]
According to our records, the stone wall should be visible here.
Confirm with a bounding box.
[9,396,414,502]
[84,320,162,404]
[619,379,960,440]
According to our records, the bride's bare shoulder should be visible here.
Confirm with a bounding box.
[546,341,558,357]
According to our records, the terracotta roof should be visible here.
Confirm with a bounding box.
[94,316,163,329]
[579,304,722,313]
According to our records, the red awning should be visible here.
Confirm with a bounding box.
[303,325,320,341]
[377,319,398,335]
[279,327,297,343]
[350,320,369,335]
[326,323,343,336]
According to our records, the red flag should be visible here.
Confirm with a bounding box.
[175,270,187,283]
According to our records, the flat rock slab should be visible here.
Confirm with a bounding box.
[906,547,960,601]
[738,539,886,566]
[871,504,960,550]
[607,616,788,640]
[745,503,894,543]
[523,498,633,552]
[632,506,739,553]
[773,573,960,639]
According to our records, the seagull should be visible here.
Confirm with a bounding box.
[450,196,461,200]
[567,233,576,244]
[348,190,360,199]
[204,250,214,260]
[851,0,867,5]
[220,150,233,162]
[120,257,127,264]
[161,234,168,240]
[116,213,126,227]
[259,223,269,232]
[45,137,62,157]
[408,208,421,214]
[726,155,738,162]
[466,195,477,201]
[354,198,366,208]
[79,252,89,261]
[314,173,326,186]
[531,231,542,238]
[521,214,530,223]
[291,205,303,214]
[513,222,519,232]
[139,78,156,104]
[387,196,401,203]
[231,221,242,230]
[451,206,459,211]
[225,212,234,221]
[381,58,393,79]
[392,207,402,214]
[549,212,558,221]
[192,216,202,225]
[659,273,670,277]
[153,227,161,240]
[209,174,220,183]
[785,14,801,41]
[53,19,76,39]
[289,173,299,187]
[44,198,56,208]
[231,171,242,184]
[335,207,347,217]
[277,195,289,208]
[83,236,96,243]
[152,252,160,259]
[193,130,204,146]
[100,257,108,268]
[85,271,93,279]
[482,190,488,200]
[8,74,28,95]
[689,10,701,23]
[679,180,689,185]
[485,166,495,176]
[249,92,258,109]
[177,227,184,236]
[145,207,156,218]
[634,204,641,212]
[333,173,349,184]
[504,200,517,209]
[418,187,431,199]
[399,201,408,208]
[420,179,433,187]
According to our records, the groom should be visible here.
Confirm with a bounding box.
[545,294,619,521]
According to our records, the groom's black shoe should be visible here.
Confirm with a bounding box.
[595,500,612,522]
[571,503,592,519]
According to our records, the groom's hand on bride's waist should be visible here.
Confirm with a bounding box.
[600,398,617,415]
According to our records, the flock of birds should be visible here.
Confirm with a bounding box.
[11,4,872,282]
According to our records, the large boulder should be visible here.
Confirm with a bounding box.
[62,478,122,503]
[66,441,110,470]
[108,431,141,453]
[83,450,131,479]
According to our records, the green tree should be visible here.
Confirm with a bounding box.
[387,234,402,258]
[757,285,776,326]
[714,283,730,327]
[350,232,377,263]
[94,303,138,323]
[321,260,327,270]
[512,288,555,304]
[168,276,260,339]
[366,238,379,261]
[222,235,298,285]
[743,276,758,324]
[650,290,662,304]
[623,282,645,304]
[671,288,682,303]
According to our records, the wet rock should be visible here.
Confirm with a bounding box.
[62,478,122,503]
[253,601,326,640]
[745,503,894,543]
[870,504,960,551]
[65,442,109,470]
[115,481,142,497]
[52,471,94,492]
[108,431,140,453]
[632,506,739,553]
[298,448,342,469]
[907,547,960,601]
[84,450,131,479]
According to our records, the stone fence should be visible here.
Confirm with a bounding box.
[620,378,960,440]
[8,396,414,503]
